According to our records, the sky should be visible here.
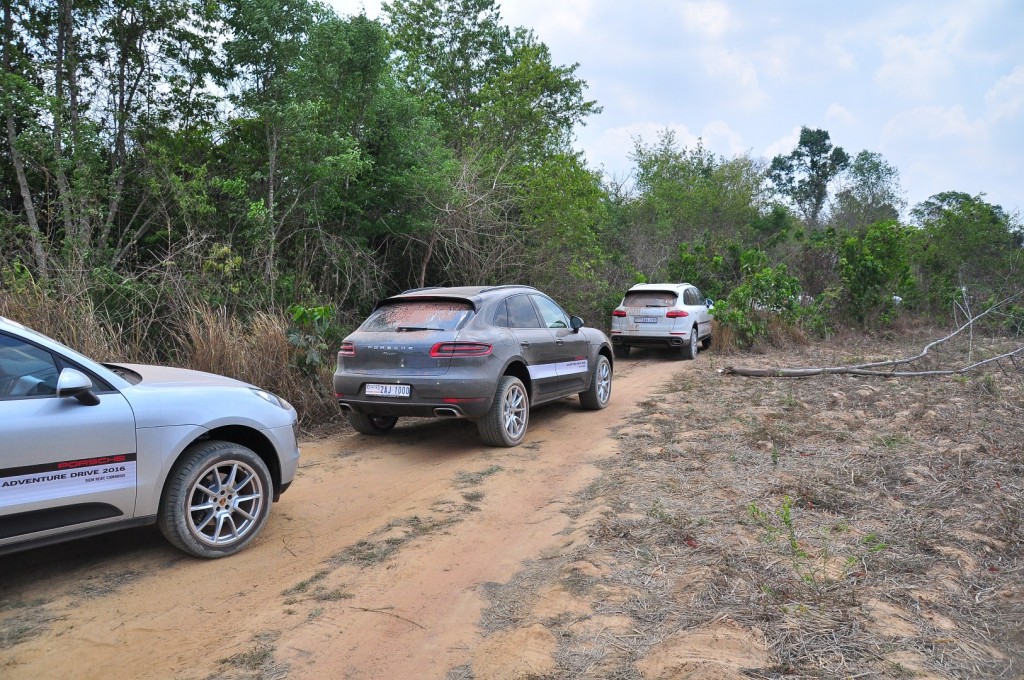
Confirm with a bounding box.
[327,0,1024,218]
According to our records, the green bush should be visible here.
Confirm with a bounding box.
[838,220,915,325]
[711,249,822,347]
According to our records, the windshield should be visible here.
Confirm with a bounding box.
[361,300,474,332]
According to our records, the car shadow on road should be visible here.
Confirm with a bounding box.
[0,524,177,587]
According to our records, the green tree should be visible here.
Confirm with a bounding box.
[768,127,849,229]
[831,150,904,231]
[910,192,1023,310]
[1,0,222,279]
[839,220,914,324]
[383,0,598,160]
[624,130,763,280]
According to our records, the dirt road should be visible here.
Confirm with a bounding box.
[1,354,673,679]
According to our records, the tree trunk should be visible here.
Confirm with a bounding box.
[3,0,47,278]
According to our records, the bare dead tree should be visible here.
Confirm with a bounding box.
[397,148,526,288]
[722,297,1024,378]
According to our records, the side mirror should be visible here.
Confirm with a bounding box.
[706,299,714,308]
[569,315,585,332]
[57,368,100,406]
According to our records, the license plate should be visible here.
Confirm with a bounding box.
[365,383,411,398]
[634,316,659,323]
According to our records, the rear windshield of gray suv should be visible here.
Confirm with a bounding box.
[362,300,474,332]
[622,291,678,307]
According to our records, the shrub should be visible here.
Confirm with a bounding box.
[716,249,827,348]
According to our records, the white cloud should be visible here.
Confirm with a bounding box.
[872,10,971,99]
[499,0,595,38]
[985,65,1024,121]
[679,0,731,39]
[882,105,985,142]
[702,120,745,156]
[764,126,801,159]
[702,46,768,110]
[825,103,858,127]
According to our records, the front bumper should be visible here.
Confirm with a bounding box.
[265,421,301,495]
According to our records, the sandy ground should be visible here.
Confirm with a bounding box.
[3,332,1022,679]
[0,353,671,679]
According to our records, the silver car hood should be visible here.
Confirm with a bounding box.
[117,363,253,389]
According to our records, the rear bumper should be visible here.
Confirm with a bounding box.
[334,375,495,419]
[610,332,690,348]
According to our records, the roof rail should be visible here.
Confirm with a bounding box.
[478,284,538,293]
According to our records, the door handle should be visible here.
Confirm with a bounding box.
[556,339,565,345]
[520,341,530,348]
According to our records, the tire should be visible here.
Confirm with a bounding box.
[158,440,272,558]
[579,355,612,410]
[701,333,712,350]
[477,376,529,447]
[613,344,630,359]
[347,412,399,435]
[681,324,699,360]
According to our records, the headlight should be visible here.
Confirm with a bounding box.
[251,388,293,411]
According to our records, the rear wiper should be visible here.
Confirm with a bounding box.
[395,326,444,332]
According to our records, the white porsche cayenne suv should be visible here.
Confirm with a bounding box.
[610,283,714,360]
[0,316,300,558]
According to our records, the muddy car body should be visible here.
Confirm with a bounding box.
[333,285,613,446]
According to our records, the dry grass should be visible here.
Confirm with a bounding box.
[0,286,338,426]
[475,331,1024,678]
[0,284,140,363]
[176,304,336,423]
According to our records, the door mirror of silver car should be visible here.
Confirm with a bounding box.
[706,299,714,308]
[56,368,100,406]
[569,315,585,332]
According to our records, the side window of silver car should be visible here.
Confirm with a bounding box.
[0,333,60,399]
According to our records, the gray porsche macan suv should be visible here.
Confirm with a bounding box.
[333,285,614,446]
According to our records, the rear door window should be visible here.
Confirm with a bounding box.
[683,288,699,305]
[622,291,678,308]
[361,300,474,332]
[492,300,510,328]
[506,295,543,328]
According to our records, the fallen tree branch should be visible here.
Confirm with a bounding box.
[721,344,1024,378]
[721,299,1024,378]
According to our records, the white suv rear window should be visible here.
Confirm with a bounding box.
[622,291,678,308]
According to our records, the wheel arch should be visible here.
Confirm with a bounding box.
[502,360,533,400]
[168,426,283,502]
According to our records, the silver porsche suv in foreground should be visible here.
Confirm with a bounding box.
[0,316,300,558]
[333,285,614,446]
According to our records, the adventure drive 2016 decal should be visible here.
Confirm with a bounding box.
[0,454,137,507]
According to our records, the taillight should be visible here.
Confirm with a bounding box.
[429,342,493,358]
[338,342,355,357]
[612,309,627,317]
[666,310,689,318]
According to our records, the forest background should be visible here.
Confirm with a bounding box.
[2,0,1022,421]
